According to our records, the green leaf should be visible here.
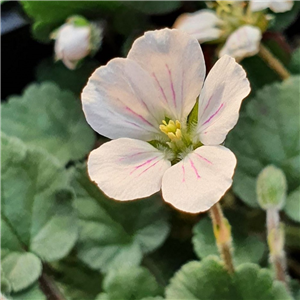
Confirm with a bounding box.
[10,283,46,300]
[1,134,78,291]
[270,1,300,31]
[50,258,103,300]
[72,165,170,273]
[21,1,121,42]
[226,76,300,213]
[166,256,291,300]
[241,55,280,96]
[289,48,300,74]
[124,1,181,15]
[1,268,12,295]
[193,217,266,265]
[2,82,95,164]
[96,267,162,300]
[1,252,42,293]
[285,187,300,222]
[36,59,98,95]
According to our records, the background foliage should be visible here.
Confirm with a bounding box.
[1,1,300,299]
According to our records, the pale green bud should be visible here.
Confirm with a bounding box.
[256,165,287,210]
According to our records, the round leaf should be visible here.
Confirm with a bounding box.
[2,82,95,164]
[166,257,292,300]
[1,252,42,293]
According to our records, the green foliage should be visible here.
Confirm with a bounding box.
[165,256,291,300]
[9,284,47,300]
[21,1,120,42]
[124,1,181,15]
[227,76,300,220]
[270,1,300,31]
[1,134,78,292]
[97,266,162,300]
[1,252,42,293]
[289,48,300,74]
[50,259,103,300]
[285,187,300,222]
[36,59,99,95]
[192,216,265,266]
[72,165,170,273]
[1,82,95,165]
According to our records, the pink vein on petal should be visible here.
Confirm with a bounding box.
[190,159,201,179]
[152,72,168,104]
[130,156,158,175]
[194,153,212,164]
[119,151,149,162]
[201,95,213,119]
[165,64,176,107]
[138,160,160,177]
[125,107,155,128]
[202,103,224,126]
[182,164,186,183]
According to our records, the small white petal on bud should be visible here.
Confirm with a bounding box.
[51,16,103,70]
[256,165,287,210]
[219,25,262,62]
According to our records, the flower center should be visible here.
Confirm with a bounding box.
[159,119,182,142]
[213,1,268,40]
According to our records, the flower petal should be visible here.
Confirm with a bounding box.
[162,146,236,213]
[173,10,223,43]
[88,138,171,201]
[250,0,271,11]
[127,28,206,122]
[82,58,166,140]
[250,0,293,12]
[219,25,262,61]
[197,55,250,145]
[269,0,293,12]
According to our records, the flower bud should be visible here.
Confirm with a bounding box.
[256,165,287,210]
[51,15,103,70]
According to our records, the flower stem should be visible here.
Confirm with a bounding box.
[266,208,289,290]
[258,44,291,81]
[209,203,235,274]
[39,268,66,300]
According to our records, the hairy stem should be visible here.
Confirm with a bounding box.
[258,44,291,81]
[266,208,289,290]
[209,203,235,274]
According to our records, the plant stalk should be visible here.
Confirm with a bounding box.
[39,271,65,300]
[266,208,289,290]
[258,44,290,81]
[209,203,235,274]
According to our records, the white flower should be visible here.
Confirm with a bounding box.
[82,29,250,213]
[219,25,262,61]
[173,9,224,43]
[250,0,294,13]
[52,16,103,70]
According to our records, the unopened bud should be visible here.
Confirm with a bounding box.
[51,15,103,70]
[256,165,287,210]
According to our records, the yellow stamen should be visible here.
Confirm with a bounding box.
[167,132,177,141]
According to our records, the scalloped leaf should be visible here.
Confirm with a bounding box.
[166,257,292,300]
[2,82,95,164]
[1,134,78,291]
[72,165,170,273]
